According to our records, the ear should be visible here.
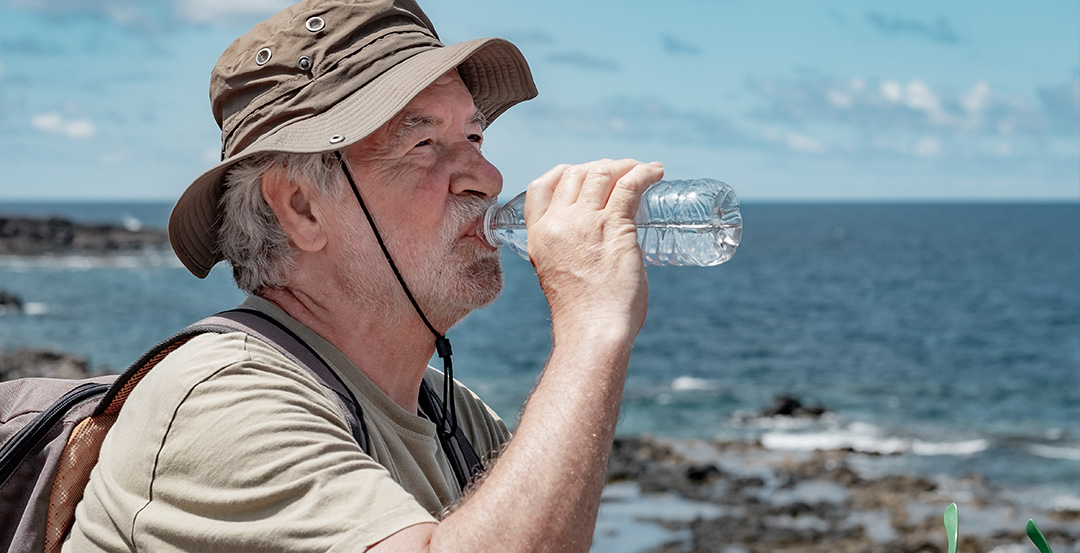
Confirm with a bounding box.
[261,165,328,253]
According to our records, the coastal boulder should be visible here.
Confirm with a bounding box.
[0,348,90,381]
[0,288,22,314]
[0,215,168,255]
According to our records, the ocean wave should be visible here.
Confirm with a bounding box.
[670,376,719,392]
[0,253,182,271]
[761,422,990,456]
[730,412,829,430]
[1028,443,1080,461]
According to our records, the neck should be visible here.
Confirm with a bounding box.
[260,282,439,414]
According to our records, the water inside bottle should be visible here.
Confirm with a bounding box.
[637,221,741,266]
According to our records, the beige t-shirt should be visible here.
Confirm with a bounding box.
[63,297,511,553]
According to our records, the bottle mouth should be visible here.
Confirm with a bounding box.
[480,203,502,248]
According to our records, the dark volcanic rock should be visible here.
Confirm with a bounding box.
[0,215,168,255]
[761,395,830,418]
[0,348,90,381]
[603,436,1080,553]
[0,288,22,313]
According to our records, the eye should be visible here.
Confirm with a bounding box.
[468,134,483,145]
[414,139,432,148]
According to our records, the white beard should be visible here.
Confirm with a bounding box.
[335,194,503,332]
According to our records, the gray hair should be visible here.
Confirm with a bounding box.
[218,151,344,294]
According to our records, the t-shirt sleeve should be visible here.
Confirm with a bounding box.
[100,333,436,553]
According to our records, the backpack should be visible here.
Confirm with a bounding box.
[0,308,482,553]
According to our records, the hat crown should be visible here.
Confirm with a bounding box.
[209,0,441,159]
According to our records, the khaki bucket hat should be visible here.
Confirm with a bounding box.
[170,0,537,278]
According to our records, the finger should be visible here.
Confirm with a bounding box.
[548,161,601,207]
[576,159,652,210]
[523,164,570,225]
[606,161,664,218]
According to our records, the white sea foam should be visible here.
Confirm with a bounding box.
[761,429,908,455]
[23,302,48,316]
[910,439,990,456]
[761,422,989,456]
[1028,444,1080,461]
[670,376,718,392]
[121,215,143,232]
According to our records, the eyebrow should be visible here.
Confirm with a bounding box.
[393,109,488,146]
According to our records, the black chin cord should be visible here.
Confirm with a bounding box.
[334,151,458,438]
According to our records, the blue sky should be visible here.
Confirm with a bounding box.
[1,0,1077,201]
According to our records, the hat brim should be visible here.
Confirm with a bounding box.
[170,37,536,278]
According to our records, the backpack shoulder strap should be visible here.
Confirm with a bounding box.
[417,379,485,490]
[215,309,484,491]
[194,308,372,454]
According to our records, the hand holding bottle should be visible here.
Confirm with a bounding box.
[521,160,664,334]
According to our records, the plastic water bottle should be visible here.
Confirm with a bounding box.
[481,179,742,266]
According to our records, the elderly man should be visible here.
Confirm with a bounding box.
[65,1,663,552]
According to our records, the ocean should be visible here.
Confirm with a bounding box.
[2,201,1078,503]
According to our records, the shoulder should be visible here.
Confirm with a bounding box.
[136,331,337,415]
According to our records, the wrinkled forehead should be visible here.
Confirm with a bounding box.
[360,71,485,148]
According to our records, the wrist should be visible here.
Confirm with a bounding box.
[550,314,638,358]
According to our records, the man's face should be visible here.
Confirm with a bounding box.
[330,71,504,330]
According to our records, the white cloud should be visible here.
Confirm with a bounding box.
[174,0,290,24]
[9,0,159,27]
[879,80,902,103]
[826,89,853,109]
[787,132,828,154]
[961,81,991,114]
[752,75,1059,138]
[912,136,942,158]
[520,96,752,148]
[31,112,97,139]
[903,79,939,112]
[10,0,288,26]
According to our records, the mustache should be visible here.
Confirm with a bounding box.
[446,195,496,231]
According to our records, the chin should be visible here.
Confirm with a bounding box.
[462,254,504,308]
[426,246,503,330]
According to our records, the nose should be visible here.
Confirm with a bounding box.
[448,142,502,199]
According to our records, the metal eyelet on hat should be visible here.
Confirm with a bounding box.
[255,47,272,66]
[329,134,345,144]
[297,56,312,71]
[305,16,325,32]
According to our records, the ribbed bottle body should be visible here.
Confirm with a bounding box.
[636,179,742,266]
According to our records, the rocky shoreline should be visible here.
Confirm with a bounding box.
[601,436,1080,553]
[0,214,168,256]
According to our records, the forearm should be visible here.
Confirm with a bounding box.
[369,159,661,553]
[431,321,635,552]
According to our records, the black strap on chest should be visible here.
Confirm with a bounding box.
[199,308,484,490]
[417,378,486,490]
